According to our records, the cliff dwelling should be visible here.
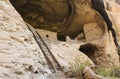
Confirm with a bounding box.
[9,0,105,42]
[9,0,120,69]
[1,0,120,79]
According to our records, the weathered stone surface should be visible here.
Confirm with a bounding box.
[9,0,105,40]
[77,0,120,68]
[0,0,50,79]
[0,0,120,79]
[83,22,104,41]
[0,0,94,79]
[79,31,119,68]
[48,41,94,70]
[106,0,120,42]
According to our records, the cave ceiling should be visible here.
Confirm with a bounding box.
[9,0,105,41]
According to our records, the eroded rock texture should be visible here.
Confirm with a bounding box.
[8,0,120,68]
[9,0,105,41]
[0,0,120,79]
[0,0,95,79]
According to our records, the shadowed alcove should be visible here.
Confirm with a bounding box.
[79,43,99,64]
[9,0,105,42]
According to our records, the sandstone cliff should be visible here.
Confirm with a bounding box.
[0,0,120,79]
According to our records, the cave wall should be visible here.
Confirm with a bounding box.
[9,0,105,41]
[0,0,95,78]
[0,0,50,78]
[8,0,120,68]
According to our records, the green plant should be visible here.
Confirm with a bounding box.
[97,68,112,77]
[97,66,120,79]
[71,59,90,79]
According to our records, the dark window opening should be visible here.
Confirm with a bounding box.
[46,34,49,38]
[57,33,66,41]
[79,43,98,64]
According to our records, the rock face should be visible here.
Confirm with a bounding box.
[9,0,105,40]
[107,0,120,39]
[0,0,120,79]
[0,0,51,79]
[0,0,94,79]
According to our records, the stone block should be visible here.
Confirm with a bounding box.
[83,22,103,41]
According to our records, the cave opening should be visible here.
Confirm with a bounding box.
[9,0,81,42]
[79,43,99,64]
[9,0,72,41]
[46,34,49,38]
[57,34,66,41]
[9,0,66,41]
